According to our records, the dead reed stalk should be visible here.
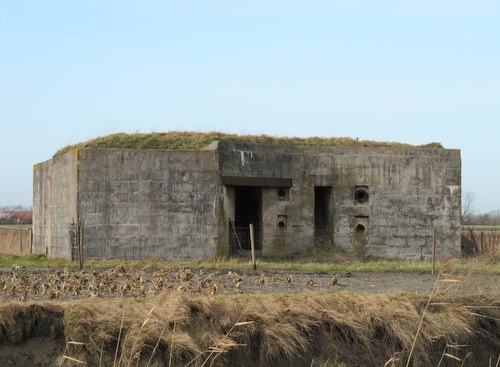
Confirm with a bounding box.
[59,288,497,367]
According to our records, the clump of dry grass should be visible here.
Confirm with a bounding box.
[60,290,498,367]
[402,259,500,367]
[54,131,443,156]
[0,259,497,366]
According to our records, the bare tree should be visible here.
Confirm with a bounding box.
[461,191,476,224]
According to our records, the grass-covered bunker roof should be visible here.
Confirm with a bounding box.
[54,131,443,157]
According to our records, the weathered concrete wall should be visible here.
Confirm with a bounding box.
[0,227,32,255]
[33,141,461,261]
[32,152,78,258]
[219,142,314,256]
[77,149,220,260]
[218,142,461,260]
[314,147,462,260]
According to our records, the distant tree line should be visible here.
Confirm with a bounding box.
[461,192,500,226]
[462,210,500,226]
[0,205,32,212]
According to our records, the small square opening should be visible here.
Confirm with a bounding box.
[353,215,369,235]
[277,215,287,230]
[277,188,289,200]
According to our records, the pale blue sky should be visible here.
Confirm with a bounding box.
[0,1,499,213]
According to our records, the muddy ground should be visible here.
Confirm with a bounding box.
[0,266,497,302]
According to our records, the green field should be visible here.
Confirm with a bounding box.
[0,253,498,274]
[462,225,500,231]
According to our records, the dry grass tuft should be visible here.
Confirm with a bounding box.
[54,131,443,156]
[403,259,499,367]
[1,263,496,367]
[59,290,498,367]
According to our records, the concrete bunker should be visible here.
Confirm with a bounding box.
[32,134,462,261]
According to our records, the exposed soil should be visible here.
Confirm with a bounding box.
[0,266,497,302]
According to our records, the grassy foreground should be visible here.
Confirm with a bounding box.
[0,254,499,274]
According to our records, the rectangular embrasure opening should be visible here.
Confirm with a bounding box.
[314,186,332,230]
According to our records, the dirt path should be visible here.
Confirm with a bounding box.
[0,267,497,302]
[214,269,499,297]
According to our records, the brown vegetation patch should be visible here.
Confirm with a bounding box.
[0,291,497,366]
[54,131,443,156]
[0,266,498,302]
[58,291,498,366]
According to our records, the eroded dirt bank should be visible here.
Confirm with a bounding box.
[0,291,498,367]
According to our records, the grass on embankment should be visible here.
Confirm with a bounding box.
[0,253,498,274]
[54,131,444,156]
[0,291,496,366]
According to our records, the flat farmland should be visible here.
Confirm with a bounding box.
[0,265,497,302]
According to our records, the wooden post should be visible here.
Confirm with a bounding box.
[18,225,23,254]
[79,223,84,270]
[249,223,256,271]
[432,229,436,275]
[480,231,484,254]
[29,228,33,254]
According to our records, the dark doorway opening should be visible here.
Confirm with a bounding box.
[231,186,262,252]
[314,186,332,230]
